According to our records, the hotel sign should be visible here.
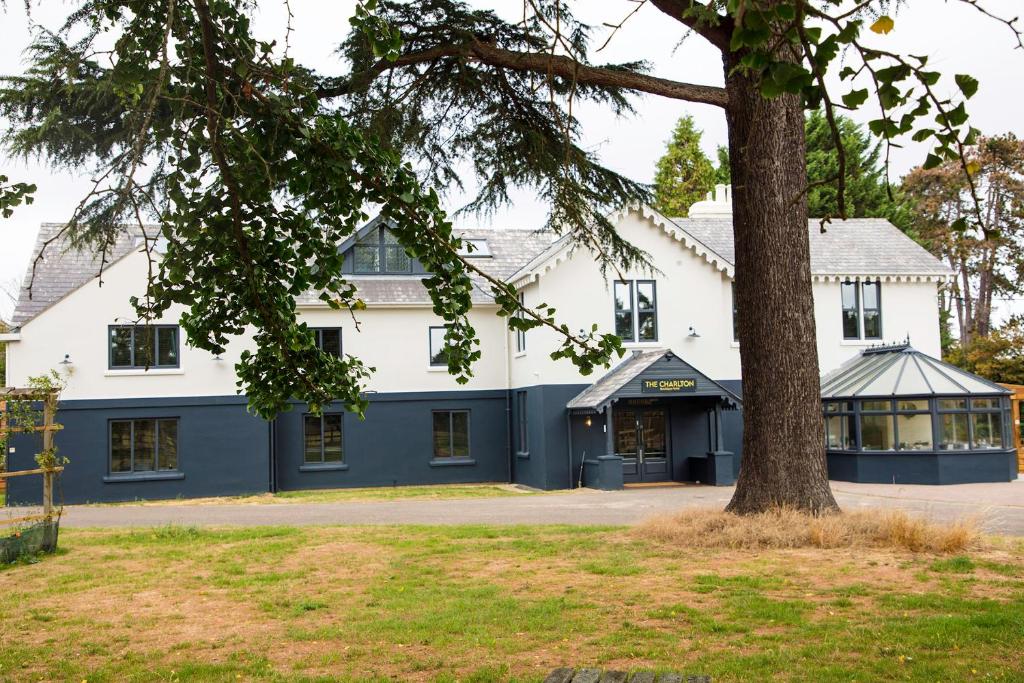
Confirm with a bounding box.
[641,377,697,393]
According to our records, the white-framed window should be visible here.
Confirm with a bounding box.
[841,280,882,340]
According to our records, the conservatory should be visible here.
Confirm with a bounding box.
[821,342,1016,484]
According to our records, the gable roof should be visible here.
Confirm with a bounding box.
[11,223,142,327]
[675,216,951,280]
[566,348,742,411]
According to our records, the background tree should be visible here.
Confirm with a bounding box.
[2,0,1020,514]
[652,115,715,217]
[902,133,1024,345]
[945,315,1024,385]
[713,145,731,186]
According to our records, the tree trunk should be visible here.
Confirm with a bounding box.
[723,60,838,515]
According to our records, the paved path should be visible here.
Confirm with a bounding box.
[7,480,1024,534]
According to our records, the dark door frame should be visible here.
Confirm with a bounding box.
[614,402,672,483]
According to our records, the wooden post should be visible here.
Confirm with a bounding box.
[41,393,56,522]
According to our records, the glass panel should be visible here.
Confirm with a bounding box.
[636,282,655,310]
[939,413,969,450]
[897,399,929,412]
[384,245,412,272]
[863,309,882,339]
[614,282,633,341]
[614,410,638,457]
[158,420,178,470]
[110,327,134,367]
[133,326,155,367]
[862,282,880,309]
[938,399,967,411]
[110,421,133,472]
[971,398,1000,410]
[451,411,470,458]
[826,415,855,450]
[303,415,323,463]
[380,228,400,245]
[642,410,667,458]
[517,391,528,452]
[971,413,1003,449]
[433,412,452,458]
[638,312,657,341]
[429,327,447,366]
[322,414,343,462]
[353,245,380,273]
[157,327,178,367]
[825,402,839,413]
[841,282,860,339]
[861,400,891,412]
[319,329,342,358]
[133,419,156,471]
[731,283,739,342]
[897,413,933,451]
[861,414,895,451]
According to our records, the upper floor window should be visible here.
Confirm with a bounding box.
[354,227,412,274]
[614,280,658,343]
[312,328,342,357]
[110,418,178,473]
[429,326,448,367]
[731,282,739,343]
[515,292,527,354]
[841,281,882,341]
[304,413,344,464]
[109,325,179,369]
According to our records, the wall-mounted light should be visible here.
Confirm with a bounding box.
[688,326,701,338]
[584,415,592,428]
[60,353,72,365]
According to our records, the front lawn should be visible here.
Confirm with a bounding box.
[1,524,1022,681]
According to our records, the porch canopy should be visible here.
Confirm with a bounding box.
[820,342,1015,484]
[566,348,742,413]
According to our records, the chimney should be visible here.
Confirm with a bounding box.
[687,184,733,217]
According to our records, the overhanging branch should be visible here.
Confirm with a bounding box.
[318,40,728,108]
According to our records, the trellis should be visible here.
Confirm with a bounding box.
[1,387,64,546]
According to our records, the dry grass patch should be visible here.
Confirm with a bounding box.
[635,507,979,553]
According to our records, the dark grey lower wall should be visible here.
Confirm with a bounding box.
[6,396,271,505]
[828,450,1017,484]
[512,384,589,490]
[274,390,510,491]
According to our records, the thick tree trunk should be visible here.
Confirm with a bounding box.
[723,62,838,514]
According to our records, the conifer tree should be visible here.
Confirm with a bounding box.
[653,115,716,216]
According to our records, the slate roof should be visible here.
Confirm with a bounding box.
[11,223,142,326]
[820,343,1010,398]
[672,217,952,277]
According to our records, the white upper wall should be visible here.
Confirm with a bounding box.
[7,207,947,399]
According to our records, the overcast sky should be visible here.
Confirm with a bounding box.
[1,0,1022,321]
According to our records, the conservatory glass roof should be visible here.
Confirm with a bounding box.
[820,343,1010,399]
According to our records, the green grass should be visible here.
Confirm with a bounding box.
[1,525,1022,682]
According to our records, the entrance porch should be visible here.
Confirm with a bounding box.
[565,349,742,490]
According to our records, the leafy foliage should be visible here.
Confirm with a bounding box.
[945,316,1024,385]
[652,115,716,217]
[0,175,35,219]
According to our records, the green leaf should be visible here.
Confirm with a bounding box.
[923,153,944,170]
[841,89,869,109]
[955,73,979,99]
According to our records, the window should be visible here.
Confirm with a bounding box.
[940,413,970,450]
[353,227,413,274]
[303,414,343,464]
[516,390,528,454]
[457,238,492,257]
[824,401,855,450]
[731,282,739,343]
[110,418,178,473]
[433,410,470,459]
[897,399,932,451]
[312,328,342,357]
[109,325,179,369]
[970,398,1004,449]
[429,326,448,367]
[860,400,894,451]
[515,292,526,353]
[841,281,882,340]
[613,280,657,342]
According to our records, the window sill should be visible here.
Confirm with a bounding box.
[622,341,660,348]
[105,368,184,377]
[429,457,476,467]
[299,463,349,472]
[514,351,527,359]
[515,451,530,460]
[104,471,184,483]
[839,339,881,347]
[426,365,450,372]
[730,341,740,349]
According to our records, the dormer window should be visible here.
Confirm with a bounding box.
[457,238,491,257]
[353,227,412,274]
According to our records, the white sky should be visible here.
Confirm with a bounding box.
[1,0,1022,321]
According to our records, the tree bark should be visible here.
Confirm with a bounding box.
[722,57,838,515]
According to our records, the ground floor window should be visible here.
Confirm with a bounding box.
[110,418,178,473]
[433,410,470,459]
[304,414,343,464]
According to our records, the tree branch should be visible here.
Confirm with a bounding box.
[648,0,733,51]
[317,40,728,108]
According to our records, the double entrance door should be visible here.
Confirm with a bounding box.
[614,406,670,483]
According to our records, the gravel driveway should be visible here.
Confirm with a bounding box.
[8,480,1023,534]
